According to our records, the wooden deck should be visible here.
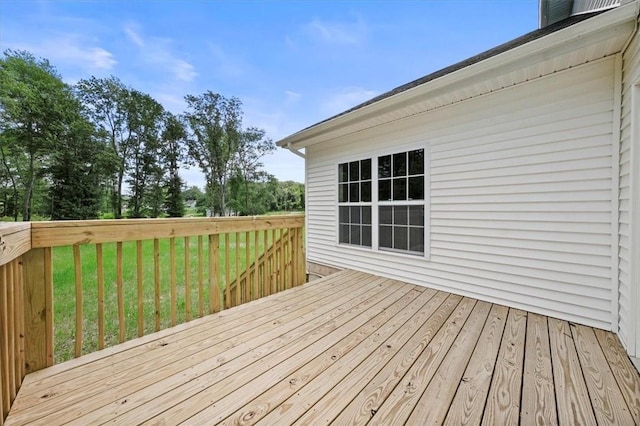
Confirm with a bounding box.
[5,270,640,425]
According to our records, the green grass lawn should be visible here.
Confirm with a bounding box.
[51,232,270,363]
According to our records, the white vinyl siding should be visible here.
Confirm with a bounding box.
[618,27,640,353]
[306,58,616,329]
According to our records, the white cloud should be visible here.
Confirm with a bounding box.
[304,15,368,45]
[321,86,377,116]
[9,35,116,72]
[284,90,301,105]
[123,22,197,83]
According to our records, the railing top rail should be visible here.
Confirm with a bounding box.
[30,214,305,248]
[0,222,32,266]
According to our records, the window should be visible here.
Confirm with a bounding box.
[378,149,425,255]
[337,147,426,255]
[338,159,372,247]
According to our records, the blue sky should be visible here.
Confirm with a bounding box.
[1,0,539,187]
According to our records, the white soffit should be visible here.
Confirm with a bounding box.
[280,3,638,149]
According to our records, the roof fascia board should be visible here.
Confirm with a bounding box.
[278,2,638,149]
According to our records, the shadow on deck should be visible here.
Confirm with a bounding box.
[5,270,640,425]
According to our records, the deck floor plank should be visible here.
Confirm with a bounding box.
[593,328,640,423]
[73,275,398,425]
[442,303,509,425]
[406,301,492,424]
[571,323,635,425]
[481,308,527,426]
[520,313,557,426]
[4,270,639,426]
[334,292,463,425]
[367,297,477,426]
[548,317,598,425]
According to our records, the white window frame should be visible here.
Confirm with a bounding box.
[335,141,430,259]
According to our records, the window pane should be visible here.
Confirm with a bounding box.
[394,206,408,225]
[408,176,424,200]
[408,149,424,175]
[362,206,372,225]
[339,206,349,223]
[349,182,359,202]
[379,225,392,248]
[393,152,407,176]
[339,225,350,243]
[350,206,361,224]
[410,227,424,253]
[339,163,348,182]
[349,161,359,181]
[350,225,361,245]
[378,155,391,178]
[409,206,424,226]
[394,226,408,250]
[339,184,348,203]
[379,206,392,224]
[361,159,372,180]
[362,226,372,247]
[361,181,371,202]
[379,179,391,201]
[393,178,407,200]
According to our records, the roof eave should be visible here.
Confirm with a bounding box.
[276,2,639,149]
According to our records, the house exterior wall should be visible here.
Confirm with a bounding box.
[619,24,640,354]
[306,57,618,330]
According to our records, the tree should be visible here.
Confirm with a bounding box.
[0,50,76,220]
[75,76,130,218]
[184,92,242,216]
[123,90,164,218]
[232,127,275,213]
[161,113,187,217]
[48,113,111,220]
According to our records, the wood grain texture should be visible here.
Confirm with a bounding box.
[0,224,30,267]
[5,271,640,425]
[30,215,304,248]
[481,308,527,425]
[137,240,144,336]
[116,242,124,343]
[96,244,105,349]
[571,324,635,425]
[72,245,82,358]
[443,303,508,425]
[593,328,640,423]
[520,313,557,426]
[548,318,597,425]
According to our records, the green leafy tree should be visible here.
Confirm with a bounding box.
[123,90,164,218]
[184,92,242,216]
[161,113,187,217]
[76,76,130,218]
[0,50,76,220]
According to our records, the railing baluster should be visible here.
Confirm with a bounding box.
[244,231,250,303]
[170,237,176,327]
[116,242,124,343]
[209,234,220,313]
[292,228,298,287]
[6,264,14,401]
[253,231,259,300]
[96,244,105,350]
[235,232,240,306]
[1,264,11,410]
[73,245,83,357]
[263,230,269,297]
[136,240,143,337]
[14,259,25,382]
[184,236,191,321]
[154,239,160,332]
[198,235,204,317]
[279,229,285,291]
[224,232,231,309]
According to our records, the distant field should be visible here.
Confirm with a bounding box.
[51,233,265,363]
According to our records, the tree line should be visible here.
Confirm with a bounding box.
[0,50,303,221]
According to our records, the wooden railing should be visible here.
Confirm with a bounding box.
[0,215,305,423]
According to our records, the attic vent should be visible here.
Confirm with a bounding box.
[572,0,621,14]
[539,0,620,28]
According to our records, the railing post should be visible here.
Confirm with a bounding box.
[21,247,53,373]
